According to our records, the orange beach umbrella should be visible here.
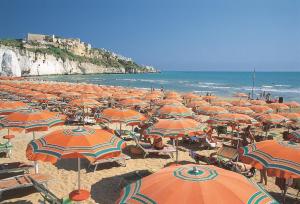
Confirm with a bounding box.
[117,164,278,204]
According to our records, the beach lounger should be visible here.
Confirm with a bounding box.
[28,176,72,204]
[0,173,50,199]
[0,162,34,175]
[210,145,239,164]
[132,134,176,159]
[88,153,131,172]
[0,141,13,158]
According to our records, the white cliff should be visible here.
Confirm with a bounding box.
[0,46,128,76]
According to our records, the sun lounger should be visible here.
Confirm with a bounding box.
[0,141,13,158]
[0,173,51,199]
[89,154,131,172]
[132,134,176,159]
[28,176,72,204]
[210,145,239,164]
[0,162,34,175]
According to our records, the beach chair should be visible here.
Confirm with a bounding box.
[28,176,72,204]
[0,141,13,158]
[88,153,131,172]
[0,162,34,175]
[0,173,51,199]
[209,145,239,167]
[132,134,176,159]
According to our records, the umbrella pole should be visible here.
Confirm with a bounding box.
[120,123,122,136]
[176,138,178,164]
[78,157,81,190]
[33,131,39,174]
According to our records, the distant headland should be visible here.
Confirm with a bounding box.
[0,33,158,76]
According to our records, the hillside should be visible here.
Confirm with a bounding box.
[0,35,157,76]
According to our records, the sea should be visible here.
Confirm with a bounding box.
[35,71,300,102]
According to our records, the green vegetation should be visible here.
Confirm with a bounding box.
[0,39,23,48]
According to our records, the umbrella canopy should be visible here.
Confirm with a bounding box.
[211,101,233,107]
[250,100,267,105]
[209,113,256,124]
[0,110,65,133]
[100,108,146,124]
[231,100,251,107]
[229,106,254,115]
[285,101,300,109]
[117,164,278,204]
[278,113,300,123]
[119,99,147,107]
[69,98,101,108]
[256,113,289,124]
[0,101,30,115]
[289,130,300,142]
[267,103,289,112]
[233,92,248,98]
[240,140,300,178]
[249,105,273,114]
[187,100,209,108]
[196,106,228,116]
[156,99,182,106]
[156,105,194,118]
[26,127,126,163]
[145,118,201,138]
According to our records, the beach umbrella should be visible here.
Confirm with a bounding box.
[285,101,300,109]
[117,164,278,204]
[80,93,99,100]
[35,93,59,102]
[196,106,228,116]
[240,140,300,179]
[60,92,81,99]
[156,99,182,106]
[209,113,256,124]
[278,113,300,123]
[0,110,65,173]
[187,100,209,108]
[27,126,126,199]
[229,106,254,115]
[145,118,201,162]
[119,98,147,108]
[250,100,267,105]
[181,93,201,100]
[211,101,233,107]
[99,108,146,134]
[69,98,101,108]
[231,100,251,107]
[156,105,194,118]
[256,113,289,124]
[0,101,30,115]
[249,105,273,114]
[202,95,217,102]
[267,103,289,113]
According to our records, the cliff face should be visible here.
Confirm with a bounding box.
[0,41,157,76]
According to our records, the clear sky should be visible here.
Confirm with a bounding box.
[1,0,299,71]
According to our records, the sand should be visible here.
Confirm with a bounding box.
[0,121,299,204]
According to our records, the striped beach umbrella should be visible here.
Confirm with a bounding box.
[240,140,300,179]
[69,98,101,108]
[250,100,267,105]
[285,101,300,109]
[156,99,182,106]
[196,106,228,116]
[26,127,126,198]
[119,98,147,108]
[187,100,209,108]
[267,103,289,113]
[289,130,300,143]
[229,106,254,115]
[209,113,256,124]
[156,105,194,118]
[249,105,273,114]
[231,100,251,107]
[117,164,278,204]
[0,101,30,115]
[0,110,65,133]
[211,101,233,107]
[278,113,300,123]
[256,113,289,124]
[100,108,145,124]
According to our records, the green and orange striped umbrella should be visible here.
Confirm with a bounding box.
[229,106,254,115]
[240,140,300,179]
[117,164,278,204]
[256,113,289,124]
[278,113,300,123]
[0,101,30,115]
[267,103,289,112]
[209,113,256,124]
[69,98,101,108]
[249,105,273,114]
[0,110,65,133]
[100,108,146,124]
[285,101,300,109]
[156,105,194,118]
[231,100,251,107]
[27,127,126,196]
[211,101,233,107]
[250,100,267,105]
[119,98,147,108]
[196,106,228,116]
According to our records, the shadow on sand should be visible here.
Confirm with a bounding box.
[0,187,35,203]
[90,170,152,203]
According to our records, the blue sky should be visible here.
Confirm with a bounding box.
[1,0,299,71]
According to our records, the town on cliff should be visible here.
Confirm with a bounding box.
[0,33,158,76]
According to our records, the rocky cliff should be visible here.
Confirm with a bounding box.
[0,39,157,77]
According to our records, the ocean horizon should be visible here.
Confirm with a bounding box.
[35,71,300,102]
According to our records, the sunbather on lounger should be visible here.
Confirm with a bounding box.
[152,137,164,150]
